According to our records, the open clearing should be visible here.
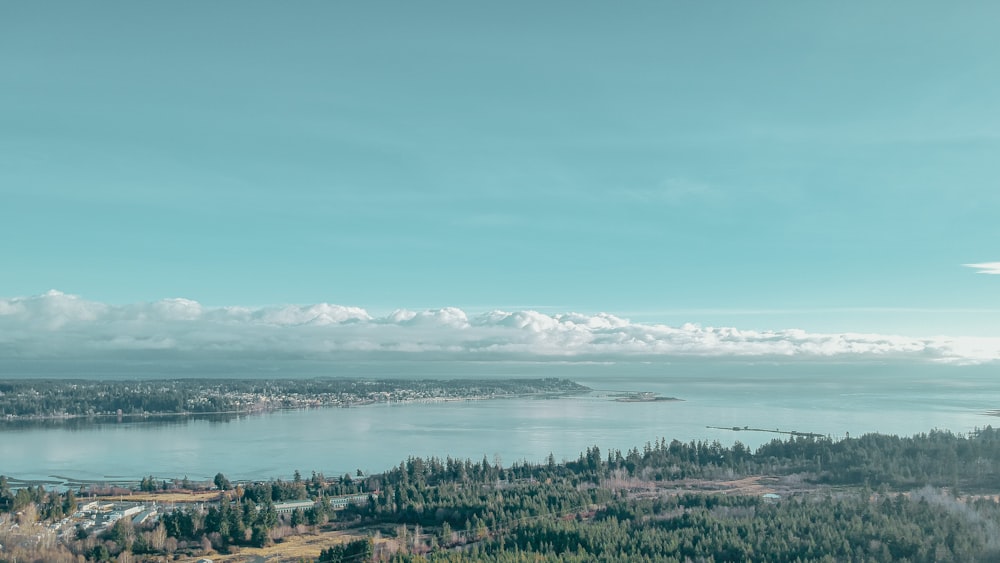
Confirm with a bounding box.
[174,529,369,563]
[95,490,222,503]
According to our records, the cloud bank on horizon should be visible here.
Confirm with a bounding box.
[1,291,998,366]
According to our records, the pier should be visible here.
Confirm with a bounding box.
[706,425,825,439]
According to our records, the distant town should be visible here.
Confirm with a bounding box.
[0,377,590,422]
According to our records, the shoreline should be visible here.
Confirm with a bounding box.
[0,388,590,426]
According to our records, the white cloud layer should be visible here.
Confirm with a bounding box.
[1,291,998,366]
[965,262,1000,275]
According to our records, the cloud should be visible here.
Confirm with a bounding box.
[964,262,1000,275]
[0,291,998,366]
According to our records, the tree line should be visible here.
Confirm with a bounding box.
[4,426,1000,561]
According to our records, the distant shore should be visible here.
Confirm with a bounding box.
[0,377,591,427]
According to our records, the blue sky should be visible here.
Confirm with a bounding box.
[2,1,999,339]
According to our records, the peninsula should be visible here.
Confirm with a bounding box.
[0,378,589,423]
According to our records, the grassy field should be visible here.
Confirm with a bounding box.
[95,490,222,503]
[174,529,370,563]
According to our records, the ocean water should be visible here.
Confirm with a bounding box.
[1,360,997,484]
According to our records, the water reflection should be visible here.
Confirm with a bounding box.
[0,412,242,431]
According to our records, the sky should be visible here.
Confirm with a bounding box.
[2,1,999,368]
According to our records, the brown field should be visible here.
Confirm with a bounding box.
[95,490,222,503]
[174,529,371,563]
[673,475,778,495]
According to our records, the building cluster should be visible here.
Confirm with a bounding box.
[73,500,159,535]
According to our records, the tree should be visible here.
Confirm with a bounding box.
[261,499,278,528]
[110,518,136,551]
[0,475,11,511]
[63,489,78,514]
[251,524,270,547]
[89,543,111,561]
[17,501,38,525]
[149,522,167,551]
[214,472,232,491]
[291,507,305,527]
[319,538,374,562]
[441,521,454,545]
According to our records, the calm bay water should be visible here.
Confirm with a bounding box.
[1,360,997,484]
